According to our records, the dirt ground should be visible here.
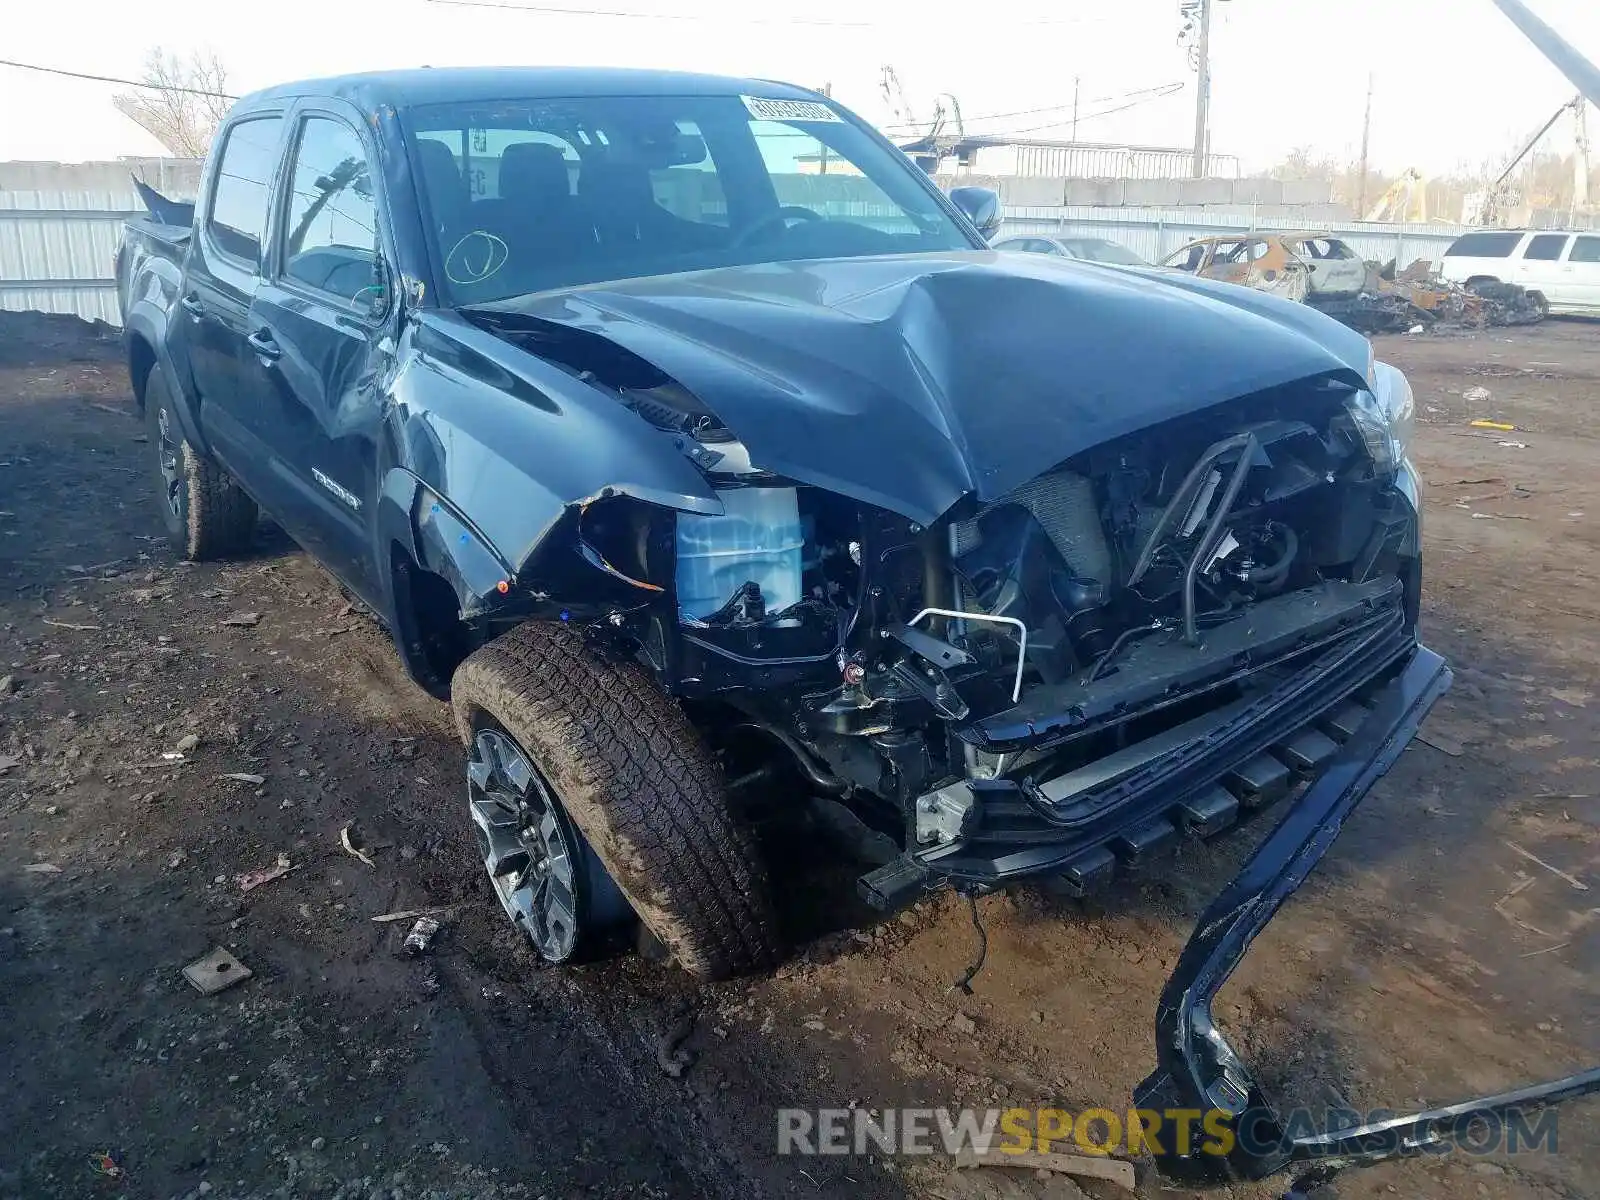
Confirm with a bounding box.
[2,310,1597,1200]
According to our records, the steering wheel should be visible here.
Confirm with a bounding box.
[732,205,823,247]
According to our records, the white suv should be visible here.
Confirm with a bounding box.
[1439,229,1600,316]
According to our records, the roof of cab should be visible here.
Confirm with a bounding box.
[234,66,819,113]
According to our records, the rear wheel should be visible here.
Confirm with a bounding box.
[144,367,257,560]
[450,621,783,979]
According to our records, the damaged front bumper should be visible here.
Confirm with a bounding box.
[859,581,1414,906]
[1135,644,1600,1185]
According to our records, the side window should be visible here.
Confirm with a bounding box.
[1162,243,1206,271]
[1523,234,1570,261]
[1298,238,1356,261]
[281,117,383,306]
[207,116,285,267]
[1445,231,1521,258]
[1569,236,1600,263]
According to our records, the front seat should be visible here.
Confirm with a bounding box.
[483,142,584,260]
[414,137,465,241]
[580,159,723,260]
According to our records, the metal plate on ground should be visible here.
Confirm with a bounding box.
[183,946,252,995]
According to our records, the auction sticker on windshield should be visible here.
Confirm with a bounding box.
[741,95,841,123]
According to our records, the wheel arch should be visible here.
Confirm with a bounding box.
[128,331,158,412]
[379,468,488,699]
[379,464,693,696]
[124,304,207,453]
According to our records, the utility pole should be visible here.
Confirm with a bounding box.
[1071,76,1081,143]
[819,82,831,174]
[1189,0,1213,178]
[1575,99,1591,214]
[1355,73,1374,216]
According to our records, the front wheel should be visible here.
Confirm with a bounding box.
[450,622,784,979]
[144,367,257,560]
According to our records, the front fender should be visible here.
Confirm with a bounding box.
[379,467,510,620]
[386,312,723,616]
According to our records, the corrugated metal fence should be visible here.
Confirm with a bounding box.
[2,160,1470,326]
[0,159,201,324]
[998,206,1466,269]
[1011,145,1241,181]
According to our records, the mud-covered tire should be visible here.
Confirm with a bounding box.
[450,622,784,979]
[145,367,257,560]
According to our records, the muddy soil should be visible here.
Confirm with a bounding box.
[1,311,1596,1200]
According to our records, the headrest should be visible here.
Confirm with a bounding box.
[498,142,572,207]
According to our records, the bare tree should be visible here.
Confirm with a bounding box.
[113,50,233,159]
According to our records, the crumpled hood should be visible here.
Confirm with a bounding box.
[482,250,1372,525]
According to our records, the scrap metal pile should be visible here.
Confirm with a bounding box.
[1307,259,1548,334]
[1159,233,1547,336]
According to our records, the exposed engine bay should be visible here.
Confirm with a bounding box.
[456,281,1421,924]
[530,354,1423,901]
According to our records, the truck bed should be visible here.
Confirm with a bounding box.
[116,214,190,329]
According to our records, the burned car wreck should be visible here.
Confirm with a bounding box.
[117,67,1598,1190]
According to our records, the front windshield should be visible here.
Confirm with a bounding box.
[404,93,975,304]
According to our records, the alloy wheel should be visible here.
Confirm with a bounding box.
[467,727,581,961]
[155,406,183,520]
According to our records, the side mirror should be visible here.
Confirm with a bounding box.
[363,256,393,320]
[949,186,1002,241]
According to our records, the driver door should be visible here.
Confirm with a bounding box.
[244,104,395,606]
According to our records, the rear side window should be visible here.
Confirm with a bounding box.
[1523,233,1570,261]
[1445,231,1521,259]
[207,117,285,266]
[281,116,383,305]
[1298,238,1358,261]
[1570,236,1600,263]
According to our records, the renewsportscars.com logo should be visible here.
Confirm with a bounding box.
[776,1105,1563,1159]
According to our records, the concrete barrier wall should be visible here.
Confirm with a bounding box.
[938,174,1340,212]
[996,206,1466,271]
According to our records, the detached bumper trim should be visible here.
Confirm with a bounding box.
[1137,645,1600,1185]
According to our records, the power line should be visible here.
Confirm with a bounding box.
[424,0,876,26]
[878,83,1186,134]
[1000,84,1188,135]
[886,84,1187,143]
[425,0,1107,28]
[0,57,237,98]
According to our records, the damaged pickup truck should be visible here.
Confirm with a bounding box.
[117,67,1599,1187]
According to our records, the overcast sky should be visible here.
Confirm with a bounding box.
[4,0,1598,175]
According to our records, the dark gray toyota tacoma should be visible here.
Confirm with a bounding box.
[117,66,1597,1186]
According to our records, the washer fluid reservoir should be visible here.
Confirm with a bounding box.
[675,487,804,622]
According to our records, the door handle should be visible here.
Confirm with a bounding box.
[247,329,282,362]
[180,294,205,319]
